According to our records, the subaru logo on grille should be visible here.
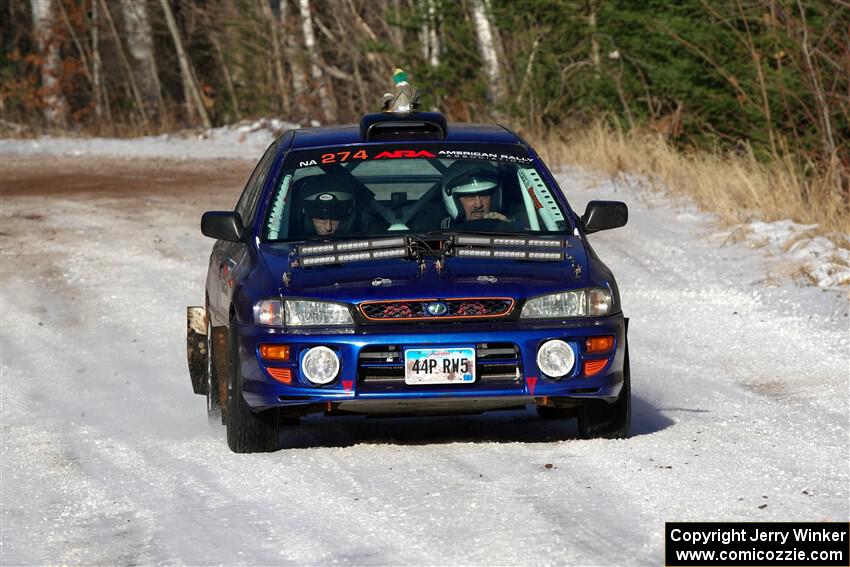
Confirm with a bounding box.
[426,301,448,316]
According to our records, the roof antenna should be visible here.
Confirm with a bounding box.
[382,68,420,114]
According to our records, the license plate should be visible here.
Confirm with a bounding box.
[404,347,476,385]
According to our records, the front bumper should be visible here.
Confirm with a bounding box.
[236,316,626,412]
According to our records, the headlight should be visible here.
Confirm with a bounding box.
[521,288,612,319]
[253,299,354,326]
[522,290,586,318]
[537,339,575,378]
[254,299,283,326]
[301,346,340,384]
[285,299,353,326]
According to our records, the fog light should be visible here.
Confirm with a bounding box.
[537,340,575,378]
[301,346,340,385]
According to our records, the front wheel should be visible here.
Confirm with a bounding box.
[225,317,279,453]
[577,344,631,439]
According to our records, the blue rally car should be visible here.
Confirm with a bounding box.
[186,111,630,453]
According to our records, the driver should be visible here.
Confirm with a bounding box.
[298,174,357,236]
[440,161,509,228]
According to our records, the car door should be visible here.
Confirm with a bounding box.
[209,141,279,326]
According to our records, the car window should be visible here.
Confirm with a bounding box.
[262,143,572,241]
[236,142,278,227]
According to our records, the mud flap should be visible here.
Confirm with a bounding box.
[187,306,207,395]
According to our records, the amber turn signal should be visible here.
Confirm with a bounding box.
[583,359,608,376]
[265,367,292,384]
[585,335,614,353]
[259,344,290,361]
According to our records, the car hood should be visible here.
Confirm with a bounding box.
[260,238,591,303]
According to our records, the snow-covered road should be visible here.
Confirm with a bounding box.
[1,156,847,565]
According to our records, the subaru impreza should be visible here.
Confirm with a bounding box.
[186,111,630,453]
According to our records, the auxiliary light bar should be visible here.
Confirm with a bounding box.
[298,237,408,256]
[454,247,564,261]
[300,246,409,267]
[454,235,563,248]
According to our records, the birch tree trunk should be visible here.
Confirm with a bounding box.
[261,0,288,113]
[158,0,211,128]
[419,0,440,67]
[588,0,600,76]
[30,0,68,128]
[209,32,240,121]
[91,0,103,122]
[471,0,504,111]
[281,0,307,95]
[298,0,336,123]
[121,0,166,122]
[387,0,404,52]
[101,0,150,131]
[90,0,112,125]
[483,0,510,90]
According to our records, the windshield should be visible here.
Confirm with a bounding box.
[262,143,572,242]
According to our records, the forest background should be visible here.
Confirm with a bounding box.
[2,0,848,234]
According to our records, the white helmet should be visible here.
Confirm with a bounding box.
[441,161,501,221]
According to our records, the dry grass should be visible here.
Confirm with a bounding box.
[530,123,849,236]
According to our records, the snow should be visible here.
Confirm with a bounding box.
[743,219,850,288]
[1,138,848,564]
[1,118,298,160]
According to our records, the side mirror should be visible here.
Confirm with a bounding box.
[581,201,628,234]
[201,211,244,242]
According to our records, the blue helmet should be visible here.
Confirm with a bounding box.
[299,174,357,233]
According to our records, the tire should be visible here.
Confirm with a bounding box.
[225,316,280,453]
[577,344,631,439]
[205,312,221,424]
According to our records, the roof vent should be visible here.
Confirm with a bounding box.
[360,112,447,141]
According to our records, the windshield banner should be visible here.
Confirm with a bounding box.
[286,143,535,169]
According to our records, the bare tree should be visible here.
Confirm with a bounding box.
[281,0,307,106]
[261,0,288,113]
[419,0,440,67]
[121,0,167,122]
[796,0,837,161]
[588,0,600,75]
[471,0,504,113]
[30,0,68,128]
[101,0,150,130]
[158,0,211,128]
[298,0,336,123]
[208,31,240,121]
[91,0,112,125]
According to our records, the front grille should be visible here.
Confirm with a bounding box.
[358,343,522,390]
[359,298,513,321]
